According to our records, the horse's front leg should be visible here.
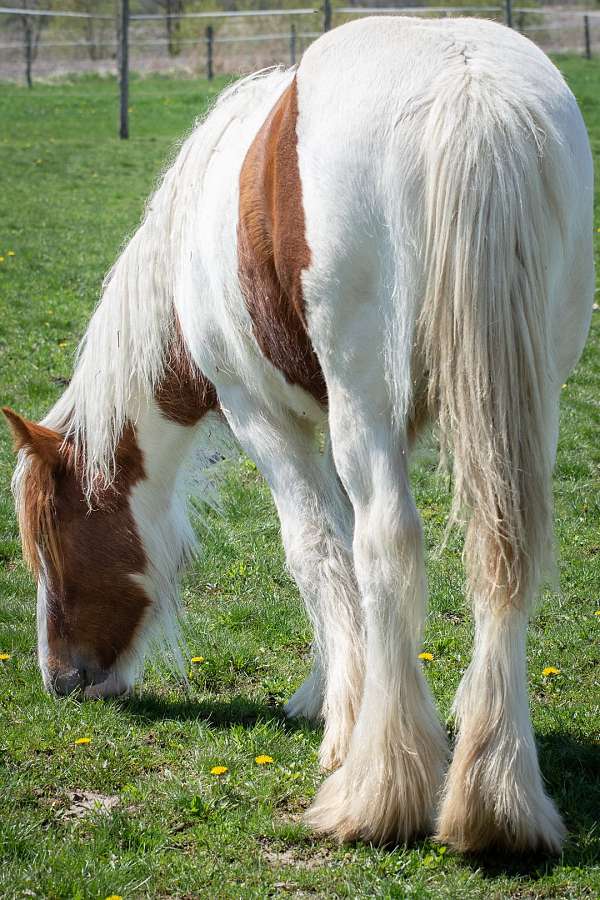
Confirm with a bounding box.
[218,385,364,770]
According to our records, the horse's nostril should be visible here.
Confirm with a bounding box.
[50,668,86,697]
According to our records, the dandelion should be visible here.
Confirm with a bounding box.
[210,765,228,776]
[190,656,205,664]
[542,666,560,677]
[0,653,10,661]
[104,895,123,900]
[74,736,92,745]
[594,610,600,616]
[0,257,4,263]
[7,250,15,256]
[255,755,274,765]
[418,652,433,661]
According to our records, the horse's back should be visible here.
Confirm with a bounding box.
[297,16,575,141]
[296,15,588,243]
[295,16,593,383]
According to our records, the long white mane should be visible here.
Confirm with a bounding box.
[44,67,293,494]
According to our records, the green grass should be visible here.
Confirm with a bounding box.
[0,62,599,899]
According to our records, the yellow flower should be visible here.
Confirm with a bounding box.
[0,257,4,263]
[105,896,123,900]
[210,765,228,776]
[255,755,274,765]
[542,666,560,677]
[190,656,205,664]
[74,736,92,744]
[7,250,15,257]
[0,653,10,660]
[594,610,600,616]
[418,652,433,661]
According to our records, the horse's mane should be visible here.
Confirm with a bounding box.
[43,67,294,497]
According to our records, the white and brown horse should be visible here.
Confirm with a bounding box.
[4,17,594,854]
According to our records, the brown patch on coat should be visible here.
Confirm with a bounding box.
[3,408,151,674]
[155,318,218,426]
[238,77,326,405]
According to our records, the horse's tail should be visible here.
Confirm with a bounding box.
[418,70,562,609]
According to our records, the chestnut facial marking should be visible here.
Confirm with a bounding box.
[4,408,150,695]
[3,326,218,697]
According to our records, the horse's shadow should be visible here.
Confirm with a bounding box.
[121,694,599,875]
[122,690,310,732]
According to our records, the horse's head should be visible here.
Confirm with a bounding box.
[3,407,152,698]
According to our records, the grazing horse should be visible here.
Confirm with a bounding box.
[4,17,594,854]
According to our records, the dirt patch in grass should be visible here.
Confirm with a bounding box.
[60,790,120,820]
[259,838,334,871]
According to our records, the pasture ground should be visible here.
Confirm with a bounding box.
[0,61,599,899]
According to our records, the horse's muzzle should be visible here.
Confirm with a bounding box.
[49,665,109,697]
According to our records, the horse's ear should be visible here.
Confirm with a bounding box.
[2,407,63,468]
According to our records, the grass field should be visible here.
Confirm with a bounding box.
[0,59,599,899]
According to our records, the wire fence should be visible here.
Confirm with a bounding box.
[1,2,599,136]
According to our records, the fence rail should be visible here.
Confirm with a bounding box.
[337,5,502,12]
[130,9,318,20]
[1,3,598,136]
[0,6,112,18]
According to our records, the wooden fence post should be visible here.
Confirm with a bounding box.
[584,14,592,59]
[206,24,214,80]
[323,0,332,33]
[290,22,297,66]
[505,0,513,28]
[119,0,129,139]
[24,16,33,88]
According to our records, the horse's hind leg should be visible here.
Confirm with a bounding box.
[306,374,449,844]
[436,600,565,854]
[218,384,364,770]
[436,210,594,855]
[435,386,566,855]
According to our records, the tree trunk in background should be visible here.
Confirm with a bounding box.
[15,1,52,88]
[81,0,100,61]
[165,0,184,57]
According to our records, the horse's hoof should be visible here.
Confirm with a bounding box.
[305,747,440,846]
[436,756,566,855]
[284,672,323,722]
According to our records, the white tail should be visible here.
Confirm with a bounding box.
[420,62,572,852]
[419,69,563,610]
